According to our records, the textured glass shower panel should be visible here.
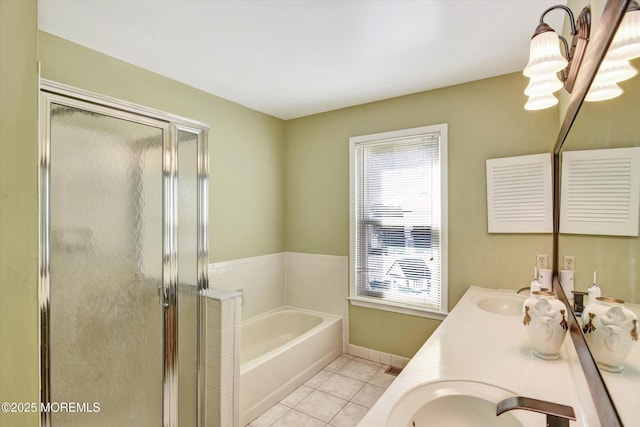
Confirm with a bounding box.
[49,103,163,427]
[177,129,199,426]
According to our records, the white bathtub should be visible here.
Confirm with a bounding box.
[239,307,343,426]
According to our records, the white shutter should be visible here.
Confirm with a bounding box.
[560,147,640,236]
[486,153,553,233]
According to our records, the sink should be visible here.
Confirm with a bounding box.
[472,292,526,315]
[387,381,537,427]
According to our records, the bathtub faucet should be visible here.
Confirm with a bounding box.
[497,396,576,427]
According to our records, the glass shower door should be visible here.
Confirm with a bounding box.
[47,100,166,426]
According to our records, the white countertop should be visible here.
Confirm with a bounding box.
[358,286,600,427]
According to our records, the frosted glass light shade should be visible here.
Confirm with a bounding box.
[524,73,564,96]
[608,8,640,60]
[594,58,638,84]
[523,31,568,77]
[524,93,558,110]
[585,82,623,102]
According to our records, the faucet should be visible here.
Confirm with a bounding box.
[497,396,576,427]
[572,290,587,316]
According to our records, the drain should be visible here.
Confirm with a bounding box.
[385,366,402,376]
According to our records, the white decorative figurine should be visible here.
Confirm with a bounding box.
[582,296,638,372]
[523,291,569,360]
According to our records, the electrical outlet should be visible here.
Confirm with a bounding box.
[563,255,575,271]
[536,254,548,269]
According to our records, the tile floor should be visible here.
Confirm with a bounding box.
[246,354,398,427]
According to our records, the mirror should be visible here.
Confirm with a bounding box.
[558,58,640,427]
[558,61,640,302]
[555,1,639,425]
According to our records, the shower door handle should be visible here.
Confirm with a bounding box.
[158,287,169,308]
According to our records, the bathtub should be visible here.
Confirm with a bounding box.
[239,307,343,426]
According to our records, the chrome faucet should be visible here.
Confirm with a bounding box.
[497,396,576,427]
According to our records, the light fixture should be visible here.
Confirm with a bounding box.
[525,93,559,110]
[524,72,564,96]
[592,58,638,83]
[586,2,640,102]
[607,0,640,61]
[585,58,637,102]
[523,6,590,110]
[585,81,623,102]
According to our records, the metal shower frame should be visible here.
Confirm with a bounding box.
[38,79,210,427]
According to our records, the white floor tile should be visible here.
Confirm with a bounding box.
[351,383,385,408]
[248,403,289,427]
[329,402,370,427]
[272,409,325,427]
[304,369,333,388]
[318,373,365,400]
[295,390,348,422]
[280,385,314,408]
[337,359,380,382]
[247,353,400,427]
[367,367,396,389]
[324,355,351,372]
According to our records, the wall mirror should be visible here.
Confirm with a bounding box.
[553,1,639,426]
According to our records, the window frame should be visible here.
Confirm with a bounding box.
[348,124,448,320]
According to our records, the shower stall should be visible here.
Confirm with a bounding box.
[39,81,209,427]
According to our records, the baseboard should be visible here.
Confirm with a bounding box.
[347,344,410,369]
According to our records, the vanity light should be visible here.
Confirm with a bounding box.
[584,54,638,102]
[585,57,637,102]
[585,81,623,102]
[523,30,568,77]
[586,2,640,102]
[607,0,640,61]
[525,93,560,110]
[523,6,591,110]
[524,73,564,110]
[593,58,638,83]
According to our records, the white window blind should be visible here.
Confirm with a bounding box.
[349,124,447,317]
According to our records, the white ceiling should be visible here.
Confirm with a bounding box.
[38,0,566,120]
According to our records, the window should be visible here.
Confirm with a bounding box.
[349,124,448,319]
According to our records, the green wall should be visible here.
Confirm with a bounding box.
[0,1,39,426]
[285,72,557,357]
[38,32,286,263]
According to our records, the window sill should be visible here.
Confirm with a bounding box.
[348,296,447,320]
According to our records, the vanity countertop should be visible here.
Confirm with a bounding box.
[357,286,600,427]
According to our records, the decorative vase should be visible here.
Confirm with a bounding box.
[523,291,569,360]
[581,296,638,372]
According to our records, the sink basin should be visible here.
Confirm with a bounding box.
[472,293,526,315]
[387,381,537,427]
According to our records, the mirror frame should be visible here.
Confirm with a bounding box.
[552,1,630,426]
